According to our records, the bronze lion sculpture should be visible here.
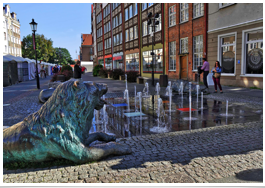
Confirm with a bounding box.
[4,79,131,164]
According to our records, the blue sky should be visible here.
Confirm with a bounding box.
[6,3,92,60]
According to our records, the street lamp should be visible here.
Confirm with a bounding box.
[29,18,40,89]
[59,47,61,66]
[147,12,160,86]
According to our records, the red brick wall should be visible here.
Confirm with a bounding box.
[165,3,207,81]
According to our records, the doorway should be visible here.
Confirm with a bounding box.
[180,56,188,80]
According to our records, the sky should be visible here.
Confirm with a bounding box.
[5,3,92,60]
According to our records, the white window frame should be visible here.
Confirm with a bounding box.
[217,32,237,76]
[241,27,263,77]
[143,21,147,36]
[219,3,235,9]
[193,3,204,18]
[169,5,176,27]
[134,25,138,39]
[180,37,188,54]
[180,3,189,23]
[130,27,134,41]
[193,35,203,71]
[169,41,176,71]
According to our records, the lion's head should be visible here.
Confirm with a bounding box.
[24,79,108,140]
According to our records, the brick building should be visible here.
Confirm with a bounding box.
[164,3,207,81]
[80,34,93,72]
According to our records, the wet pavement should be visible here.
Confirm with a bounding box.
[3,72,263,183]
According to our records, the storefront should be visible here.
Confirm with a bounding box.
[125,53,139,71]
[105,56,112,70]
[98,57,104,67]
[113,52,124,70]
[142,49,163,73]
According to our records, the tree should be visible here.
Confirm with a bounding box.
[22,34,54,62]
[52,47,72,65]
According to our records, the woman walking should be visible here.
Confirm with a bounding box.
[211,61,223,93]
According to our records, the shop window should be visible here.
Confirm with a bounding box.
[126,53,139,71]
[218,33,236,74]
[243,29,263,75]
[143,49,163,73]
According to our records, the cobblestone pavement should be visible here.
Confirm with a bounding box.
[3,121,263,183]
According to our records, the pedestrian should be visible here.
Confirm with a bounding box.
[211,61,223,93]
[198,58,210,92]
[40,65,45,79]
[74,60,82,79]
[53,65,59,74]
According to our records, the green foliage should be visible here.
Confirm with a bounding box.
[22,34,74,65]
[126,70,139,82]
[249,86,262,90]
[61,65,73,72]
[93,65,103,77]
[112,69,124,80]
[99,68,109,78]
[51,70,73,82]
[22,34,54,62]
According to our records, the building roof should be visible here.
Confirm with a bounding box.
[82,34,92,46]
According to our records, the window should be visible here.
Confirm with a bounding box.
[125,8,128,21]
[148,3,153,7]
[169,5,176,27]
[143,49,163,72]
[129,27,134,40]
[193,35,203,70]
[180,37,188,53]
[134,25,138,39]
[218,34,236,74]
[143,21,147,36]
[155,14,162,32]
[219,3,235,8]
[114,36,116,46]
[5,45,7,52]
[193,3,204,18]
[169,41,176,71]
[4,32,6,40]
[120,33,123,44]
[242,29,263,75]
[113,17,116,28]
[129,5,133,19]
[126,53,139,71]
[115,16,119,27]
[119,13,122,25]
[142,3,147,11]
[134,4,138,16]
[116,34,120,44]
[125,29,129,42]
[180,3,189,23]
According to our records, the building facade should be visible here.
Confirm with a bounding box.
[91,4,98,66]
[165,3,207,81]
[80,34,93,72]
[208,3,263,88]
[3,4,22,57]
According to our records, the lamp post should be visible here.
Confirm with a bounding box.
[29,19,40,89]
[59,47,61,66]
[147,12,160,86]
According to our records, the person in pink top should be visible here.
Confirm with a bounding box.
[199,58,210,92]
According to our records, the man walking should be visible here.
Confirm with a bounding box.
[74,60,82,79]
[199,58,210,92]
